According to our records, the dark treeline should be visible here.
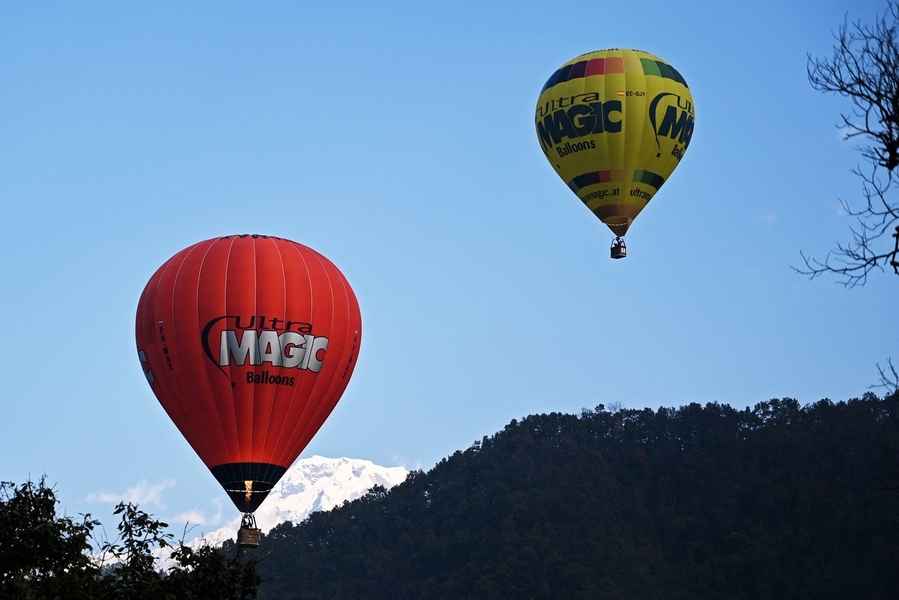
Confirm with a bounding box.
[258,393,899,599]
[4,394,897,598]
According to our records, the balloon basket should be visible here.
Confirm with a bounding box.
[610,237,627,259]
[237,513,261,548]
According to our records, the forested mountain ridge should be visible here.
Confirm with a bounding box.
[255,394,899,599]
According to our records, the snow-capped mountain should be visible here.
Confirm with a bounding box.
[191,456,408,547]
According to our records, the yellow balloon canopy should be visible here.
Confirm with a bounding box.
[535,49,695,254]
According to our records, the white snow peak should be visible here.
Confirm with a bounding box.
[188,456,408,547]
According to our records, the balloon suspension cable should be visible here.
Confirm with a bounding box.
[610,236,627,260]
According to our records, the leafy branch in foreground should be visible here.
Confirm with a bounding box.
[0,480,258,599]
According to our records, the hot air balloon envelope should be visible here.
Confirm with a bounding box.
[535,48,695,252]
[135,234,362,514]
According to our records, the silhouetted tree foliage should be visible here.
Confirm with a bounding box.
[0,478,99,599]
[0,479,258,599]
[799,1,899,285]
[256,394,899,599]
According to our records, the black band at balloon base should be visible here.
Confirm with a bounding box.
[210,462,287,513]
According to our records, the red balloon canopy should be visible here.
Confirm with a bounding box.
[135,234,362,513]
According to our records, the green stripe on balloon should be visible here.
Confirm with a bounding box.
[640,58,662,77]
[640,58,687,87]
[633,170,665,189]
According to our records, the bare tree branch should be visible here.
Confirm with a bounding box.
[872,357,899,392]
[798,1,899,285]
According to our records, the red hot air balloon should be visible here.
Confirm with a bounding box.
[135,234,361,545]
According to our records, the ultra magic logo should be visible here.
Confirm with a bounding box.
[201,315,330,386]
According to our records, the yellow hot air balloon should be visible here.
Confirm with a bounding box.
[535,48,695,258]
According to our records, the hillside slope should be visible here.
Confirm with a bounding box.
[256,394,899,600]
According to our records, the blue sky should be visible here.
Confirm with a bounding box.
[1,0,893,531]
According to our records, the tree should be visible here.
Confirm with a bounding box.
[799,1,899,287]
[878,357,899,389]
[0,478,258,599]
[0,478,100,599]
[255,394,899,599]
